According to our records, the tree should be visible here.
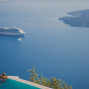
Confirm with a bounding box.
[27,66,39,83]
[28,66,72,89]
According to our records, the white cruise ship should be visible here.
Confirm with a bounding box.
[0,27,26,36]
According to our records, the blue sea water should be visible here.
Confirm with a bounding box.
[0,1,89,89]
[0,79,40,89]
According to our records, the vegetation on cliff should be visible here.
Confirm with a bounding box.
[28,66,72,89]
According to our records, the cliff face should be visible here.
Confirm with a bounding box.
[59,9,89,27]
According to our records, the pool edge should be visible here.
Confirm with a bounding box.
[8,76,52,89]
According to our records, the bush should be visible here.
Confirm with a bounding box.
[27,66,72,89]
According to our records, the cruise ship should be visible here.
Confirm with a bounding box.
[0,27,26,36]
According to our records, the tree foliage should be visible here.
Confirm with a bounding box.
[27,66,72,89]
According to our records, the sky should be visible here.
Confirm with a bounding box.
[0,0,89,2]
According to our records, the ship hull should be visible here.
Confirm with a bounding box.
[0,32,25,36]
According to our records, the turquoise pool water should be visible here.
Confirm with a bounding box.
[0,79,40,89]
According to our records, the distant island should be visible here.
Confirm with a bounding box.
[59,9,89,27]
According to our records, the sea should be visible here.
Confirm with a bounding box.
[0,1,89,89]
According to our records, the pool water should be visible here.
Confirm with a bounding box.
[0,79,40,89]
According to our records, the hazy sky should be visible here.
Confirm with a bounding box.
[0,0,89,3]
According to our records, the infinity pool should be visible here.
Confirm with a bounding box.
[0,79,40,89]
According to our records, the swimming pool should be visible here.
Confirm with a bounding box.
[0,79,40,89]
